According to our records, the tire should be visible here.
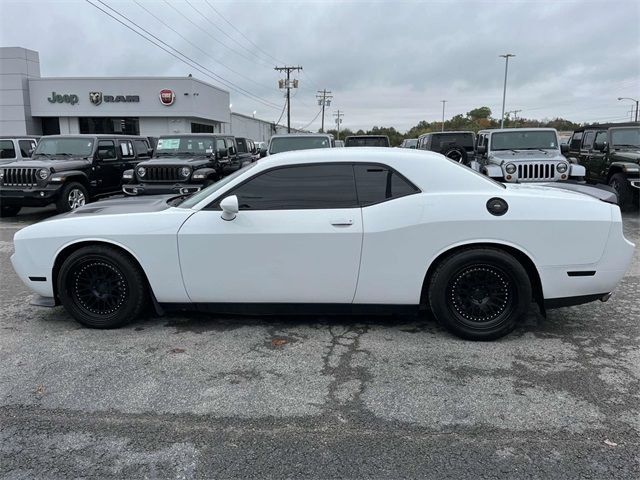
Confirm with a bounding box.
[428,248,532,340]
[440,144,468,164]
[0,205,21,217]
[57,245,147,328]
[609,173,637,212]
[55,182,89,213]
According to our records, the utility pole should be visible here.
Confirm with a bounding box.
[440,100,447,132]
[275,65,303,133]
[334,110,344,140]
[499,53,516,129]
[506,109,522,127]
[316,89,333,133]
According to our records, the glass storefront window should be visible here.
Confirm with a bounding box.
[79,117,140,135]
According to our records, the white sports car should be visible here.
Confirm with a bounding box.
[11,148,635,340]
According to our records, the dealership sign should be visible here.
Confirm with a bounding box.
[159,89,175,106]
[89,92,140,105]
[47,91,79,105]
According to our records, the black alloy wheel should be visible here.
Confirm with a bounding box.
[57,245,146,328]
[428,248,531,340]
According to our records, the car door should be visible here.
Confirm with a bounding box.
[589,130,609,182]
[580,130,596,182]
[177,163,363,303]
[95,140,121,192]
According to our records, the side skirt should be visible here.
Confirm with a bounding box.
[544,293,609,309]
[158,303,421,316]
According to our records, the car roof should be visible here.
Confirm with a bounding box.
[418,131,474,138]
[345,135,389,138]
[157,133,230,138]
[270,133,330,138]
[478,128,557,134]
[573,122,639,132]
[40,134,147,139]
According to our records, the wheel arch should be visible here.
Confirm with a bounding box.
[51,239,158,309]
[420,241,544,312]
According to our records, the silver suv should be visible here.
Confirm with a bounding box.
[0,137,38,166]
[471,128,584,183]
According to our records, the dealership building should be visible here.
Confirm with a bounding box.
[0,47,280,140]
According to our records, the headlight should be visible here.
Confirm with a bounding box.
[557,162,568,173]
[180,167,191,178]
[37,168,49,180]
[137,166,146,177]
[505,163,516,174]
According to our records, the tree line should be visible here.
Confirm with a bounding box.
[324,106,582,146]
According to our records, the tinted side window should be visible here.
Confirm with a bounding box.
[0,140,16,159]
[216,139,226,151]
[354,164,419,206]
[236,138,247,153]
[582,131,595,149]
[18,140,35,157]
[594,131,608,145]
[230,164,357,210]
[569,132,583,150]
[97,140,116,160]
[133,139,150,158]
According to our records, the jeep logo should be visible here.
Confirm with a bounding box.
[89,92,140,105]
[47,91,79,105]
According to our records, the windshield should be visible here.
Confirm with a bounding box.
[404,139,417,148]
[156,136,215,155]
[177,162,258,209]
[491,131,558,151]
[34,138,94,157]
[269,136,331,154]
[610,128,640,147]
[345,137,389,147]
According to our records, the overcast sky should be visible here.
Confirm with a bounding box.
[1,0,639,132]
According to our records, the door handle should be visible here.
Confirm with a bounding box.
[330,219,353,226]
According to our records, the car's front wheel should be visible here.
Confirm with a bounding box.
[56,182,89,213]
[428,248,532,340]
[57,245,147,328]
[609,173,636,212]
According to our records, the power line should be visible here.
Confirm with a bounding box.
[86,0,280,110]
[275,98,288,126]
[202,0,283,65]
[299,107,323,131]
[162,0,261,66]
[184,0,271,66]
[133,0,270,93]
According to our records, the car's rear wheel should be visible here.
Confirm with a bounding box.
[428,248,531,340]
[57,245,147,328]
[56,182,89,213]
[609,173,636,212]
[0,205,21,217]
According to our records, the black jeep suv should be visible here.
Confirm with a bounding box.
[0,134,151,216]
[566,122,639,211]
[122,134,253,196]
[416,131,476,164]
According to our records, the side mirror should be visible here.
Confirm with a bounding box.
[560,143,569,154]
[217,147,228,158]
[220,195,239,221]
[229,146,236,155]
[477,145,487,155]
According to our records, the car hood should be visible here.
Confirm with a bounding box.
[489,150,565,164]
[0,158,91,171]
[611,149,640,163]
[139,157,212,167]
[47,195,176,221]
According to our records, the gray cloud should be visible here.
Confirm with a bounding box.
[1,0,638,132]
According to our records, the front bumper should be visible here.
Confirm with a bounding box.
[123,183,202,196]
[0,185,62,207]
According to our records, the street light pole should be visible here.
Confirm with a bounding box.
[499,53,515,129]
[618,97,639,122]
[441,100,447,132]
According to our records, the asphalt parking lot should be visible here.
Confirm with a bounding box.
[0,206,638,479]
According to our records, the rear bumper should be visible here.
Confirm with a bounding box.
[0,185,61,206]
[123,183,202,196]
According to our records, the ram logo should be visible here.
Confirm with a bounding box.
[89,92,103,106]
